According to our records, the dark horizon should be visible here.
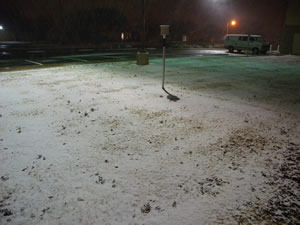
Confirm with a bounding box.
[0,0,288,45]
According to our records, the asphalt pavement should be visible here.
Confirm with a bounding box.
[0,42,240,71]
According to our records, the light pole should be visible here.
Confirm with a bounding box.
[136,0,149,65]
[142,0,145,51]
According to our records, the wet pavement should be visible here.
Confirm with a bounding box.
[0,42,246,71]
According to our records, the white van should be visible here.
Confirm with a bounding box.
[224,34,270,54]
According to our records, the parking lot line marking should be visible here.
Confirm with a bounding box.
[65,57,88,62]
[25,60,43,66]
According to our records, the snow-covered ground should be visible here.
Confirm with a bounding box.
[0,55,299,225]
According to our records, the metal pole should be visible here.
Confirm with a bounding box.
[160,26,180,102]
[162,41,166,89]
[226,22,228,35]
[247,34,250,57]
[142,0,145,51]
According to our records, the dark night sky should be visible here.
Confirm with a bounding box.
[0,0,288,44]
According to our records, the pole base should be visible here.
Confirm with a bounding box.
[167,94,180,102]
[162,87,180,102]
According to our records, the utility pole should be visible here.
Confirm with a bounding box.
[142,0,145,51]
[247,33,250,57]
[227,22,228,35]
[136,0,149,65]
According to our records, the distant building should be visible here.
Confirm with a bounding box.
[0,29,16,41]
[280,0,300,55]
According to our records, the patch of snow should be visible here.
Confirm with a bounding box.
[0,55,299,224]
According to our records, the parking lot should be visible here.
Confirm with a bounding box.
[0,42,244,71]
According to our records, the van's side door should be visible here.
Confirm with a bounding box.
[249,36,257,49]
[238,36,249,50]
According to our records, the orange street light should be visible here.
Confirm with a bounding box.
[227,20,237,35]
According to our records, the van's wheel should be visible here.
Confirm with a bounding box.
[252,48,259,55]
[228,46,234,53]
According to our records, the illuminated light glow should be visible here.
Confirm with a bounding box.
[0,25,3,30]
[121,32,125,40]
[231,20,237,26]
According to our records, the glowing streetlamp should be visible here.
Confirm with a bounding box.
[0,25,3,30]
[227,20,237,34]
